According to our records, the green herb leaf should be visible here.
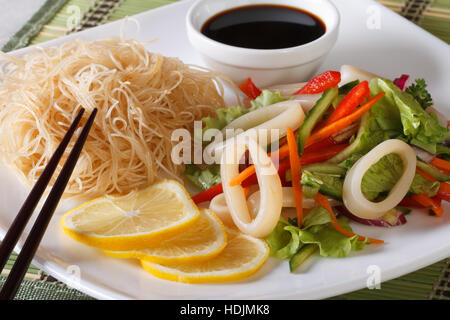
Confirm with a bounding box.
[405,78,433,110]
[183,164,221,190]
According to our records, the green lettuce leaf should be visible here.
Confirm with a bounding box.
[371,78,450,154]
[202,90,288,132]
[301,170,343,201]
[361,153,405,201]
[250,90,288,109]
[405,78,433,110]
[202,106,248,132]
[266,209,366,260]
[409,173,440,197]
[297,217,367,258]
[360,153,440,200]
[369,80,403,132]
[302,206,333,229]
[328,111,388,164]
[183,164,221,190]
[265,218,299,260]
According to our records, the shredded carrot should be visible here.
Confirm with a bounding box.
[416,169,436,182]
[305,92,385,148]
[243,186,251,197]
[314,193,384,244]
[287,127,303,227]
[430,158,450,174]
[229,140,345,187]
[411,194,443,216]
[229,144,290,187]
[230,165,256,187]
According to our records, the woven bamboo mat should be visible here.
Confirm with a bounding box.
[1,0,450,300]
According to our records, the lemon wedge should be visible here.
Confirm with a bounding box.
[103,209,227,264]
[61,180,199,251]
[140,228,269,283]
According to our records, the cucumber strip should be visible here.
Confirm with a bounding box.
[416,160,450,182]
[297,87,339,155]
[289,244,318,272]
[339,80,360,95]
[332,94,345,108]
[303,163,347,176]
[327,111,371,164]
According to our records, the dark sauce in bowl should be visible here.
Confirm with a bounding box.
[201,4,326,50]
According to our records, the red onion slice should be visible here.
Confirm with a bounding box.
[412,146,435,163]
[393,74,410,91]
[335,206,407,227]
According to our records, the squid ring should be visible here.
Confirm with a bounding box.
[343,139,416,219]
[220,134,282,238]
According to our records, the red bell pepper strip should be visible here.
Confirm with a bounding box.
[191,183,223,204]
[399,196,424,208]
[192,156,292,204]
[239,77,262,100]
[321,81,370,127]
[302,136,337,153]
[294,71,341,95]
[277,157,291,183]
[437,182,450,202]
[301,144,348,165]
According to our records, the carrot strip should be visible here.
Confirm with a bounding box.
[411,194,443,216]
[439,182,450,195]
[243,186,251,197]
[437,182,450,202]
[229,165,256,187]
[416,168,436,182]
[430,158,450,173]
[287,127,303,227]
[229,144,290,187]
[314,193,384,244]
[305,92,385,148]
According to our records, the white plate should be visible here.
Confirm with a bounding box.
[1,0,450,300]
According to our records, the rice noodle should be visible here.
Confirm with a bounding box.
[0,37,232,198]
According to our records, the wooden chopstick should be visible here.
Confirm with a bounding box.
[0,108,98,300]
[0,108,85,273]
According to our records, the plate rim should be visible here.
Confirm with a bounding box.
[1,0,450,300]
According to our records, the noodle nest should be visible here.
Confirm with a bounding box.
[0,37,228,198]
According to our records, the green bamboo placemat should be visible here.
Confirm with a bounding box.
[1,0,450,300]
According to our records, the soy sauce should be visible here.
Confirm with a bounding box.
[201,4,326,50]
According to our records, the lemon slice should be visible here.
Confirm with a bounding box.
[103,209,227,264]
[140,228,269,283]
[61,180,199,251]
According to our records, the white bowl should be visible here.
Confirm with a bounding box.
[186,0,340,87]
